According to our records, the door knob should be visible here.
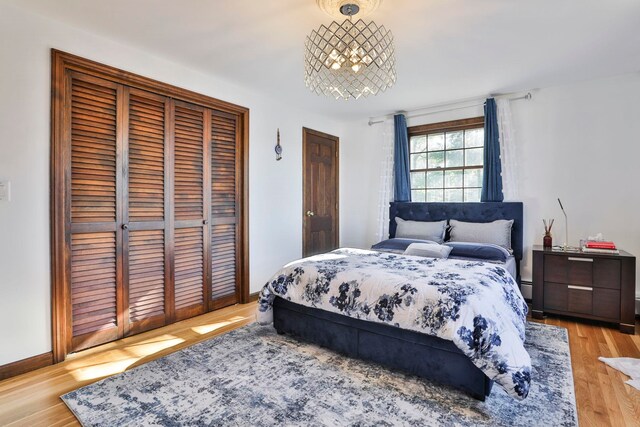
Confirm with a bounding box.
[306,210,315,217]
[122,224,129,230]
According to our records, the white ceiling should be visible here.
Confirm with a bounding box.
[10,0,640,120]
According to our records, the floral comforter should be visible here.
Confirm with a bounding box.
[257,248,531,399]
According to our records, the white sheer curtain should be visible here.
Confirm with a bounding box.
[375,118,395,242]
[496,98,519,201]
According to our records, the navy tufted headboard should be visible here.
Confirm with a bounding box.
[389,202,524,261]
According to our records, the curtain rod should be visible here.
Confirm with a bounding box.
[367,92,533,126]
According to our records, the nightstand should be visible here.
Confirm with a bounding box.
[532,246,636,334]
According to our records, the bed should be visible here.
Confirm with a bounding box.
[258,202,527,401]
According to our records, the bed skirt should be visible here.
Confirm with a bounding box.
[273,297,494,400]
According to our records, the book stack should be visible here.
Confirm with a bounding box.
[582,240,619,254]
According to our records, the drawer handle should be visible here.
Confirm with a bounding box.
[568,285,593,291]
[568,257,593,262]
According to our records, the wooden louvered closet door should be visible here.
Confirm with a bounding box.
[173,101,210,321]
[123,89,170,336]
[210,110,240,309]
[68,73,123,352]
[55,52,246,359]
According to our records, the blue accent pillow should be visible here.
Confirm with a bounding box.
[444,242,511,262]
[371,238,436,253]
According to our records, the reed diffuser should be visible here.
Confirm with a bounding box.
[543,219,554,248]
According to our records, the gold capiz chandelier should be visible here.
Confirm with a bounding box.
[305,1,396,100]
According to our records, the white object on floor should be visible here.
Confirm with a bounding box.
[599,357,640,391]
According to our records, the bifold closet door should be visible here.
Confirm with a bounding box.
[210,110,240,309]
[123,88,171,336]
[68,73,123,352]
[53,51,248,362]
[60,61,245,358]
[173,100,210,321]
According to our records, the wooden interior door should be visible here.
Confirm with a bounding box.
[67,72,123,352]
[303,128,339,257]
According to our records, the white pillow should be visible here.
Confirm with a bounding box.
[395,218,447,243]
[404,243,452,259]
[448,219,514,252]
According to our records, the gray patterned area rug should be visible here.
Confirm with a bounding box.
[62,322,577,426]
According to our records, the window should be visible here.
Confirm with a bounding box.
[408,117,484,202]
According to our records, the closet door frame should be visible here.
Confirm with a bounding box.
[51,50,250,363]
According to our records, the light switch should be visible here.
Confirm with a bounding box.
[0,181,11,202]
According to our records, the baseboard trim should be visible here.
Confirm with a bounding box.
[249,292,260,302]
[0,352,53,381]
[520,280,532,302]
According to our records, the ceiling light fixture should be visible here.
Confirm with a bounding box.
[305,0,396,100]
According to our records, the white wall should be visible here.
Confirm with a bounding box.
[0,3,347,365]
[514,74,640,296]
[339,122,383,248]
[341,74,640,303]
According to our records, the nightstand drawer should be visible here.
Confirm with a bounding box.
[544,282,593,314]
[567,286,593,314]
[542,282,620,319]
[544,254,593,285]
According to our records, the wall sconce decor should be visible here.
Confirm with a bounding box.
[275,128,283,161]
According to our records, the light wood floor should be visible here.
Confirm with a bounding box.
[0,303,639,426]
[529,316,640,427]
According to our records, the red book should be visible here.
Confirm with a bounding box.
[585,241,616,249]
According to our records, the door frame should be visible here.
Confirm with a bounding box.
[302,127,339,257]
[50,50,250,362]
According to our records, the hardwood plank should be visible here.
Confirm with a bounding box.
[0,303,257,426]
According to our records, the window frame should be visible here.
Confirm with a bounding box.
[407,116,485,203]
